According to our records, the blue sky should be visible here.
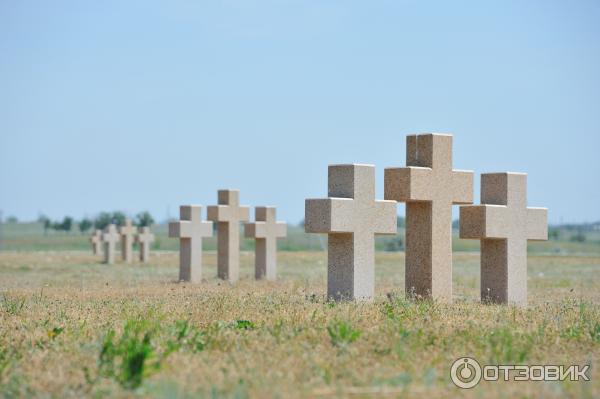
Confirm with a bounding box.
[1,1,599,224]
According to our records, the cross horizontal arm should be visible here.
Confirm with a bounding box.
[276,222,287,238]
[244,223,258,238]
[245,222,287,239]
[169,221,189,238]
[207,205,250,222]
[371,201,397,235]
[305,198,396,234]
[526,207,548,240]
[305,198,335,233]
[459,204,510,239]
[452,169,474,204]
[384,167,432,202]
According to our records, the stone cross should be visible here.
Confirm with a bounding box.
[90,229,102,255]
[459,172,547,307]
[136,226,155,263]
[385,134,473,303]
[245,207,287,281]
[305,164,397,301]
[119,219,136,263]
[169,205,213,282]
[207,190,250,283]
[102,224,120,264]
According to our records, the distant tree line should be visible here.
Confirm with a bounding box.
[37,211,155,235]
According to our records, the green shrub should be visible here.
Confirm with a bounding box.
[1,295,25,315]
[167,320,208,353]
[485,327,533,363]
[93,319,167,390]
[327,320,361,347]
[232,320,255,330]
[590,323,600,343]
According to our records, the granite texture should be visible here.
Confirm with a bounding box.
[89,229,102,256]
[119,219,136,263]
[207,190,250,283]
[101,224,119,265]
[305,164,397,301]
[384,133,473,303]
[136,226,155,263]
[245,206,287,281]
[459,172,547,307]
[169,205,213,282]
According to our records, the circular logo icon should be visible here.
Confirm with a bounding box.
[450,357,482,388]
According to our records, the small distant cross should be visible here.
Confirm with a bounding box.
[119,219,136,263]
[90,229,102,256]
[102,224,120,265]
[136,226,155,263]
[169,205,213,282]
[245,206,287,281]
[207,190,250,283]
[460,172,547,307]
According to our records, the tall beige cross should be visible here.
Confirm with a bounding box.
[207,190,250,283]
[385,134,473,302]
[169,205,213,282]
[459,172,547,307]
[102,224,120,264]
[245,206,287,281]
[119,219,136,263]
[90,229,102,256]
[305,164,397,301]
[136,226,155,263]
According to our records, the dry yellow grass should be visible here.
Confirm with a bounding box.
[0,250,599,398]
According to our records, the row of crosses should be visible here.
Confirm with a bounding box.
[90,219,155,264]
[305,133,547,307]
[169,189,287,283]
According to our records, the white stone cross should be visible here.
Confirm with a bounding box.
[245,206,287,281]
[119,219,136,263]
[136,226,155,263]
[207,190,250,283]
[102,224,120,264]
[385,133,473,302]
[169,205,213,282]
[305,164,397,301]
[90,229,102,256]
[459,172,547,307]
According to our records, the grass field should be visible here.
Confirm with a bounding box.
[1,247,599,398]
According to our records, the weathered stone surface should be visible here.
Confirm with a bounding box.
[169,205,213,282]
[460,172,547,307]
[136,226,155,263]
[245,206,287,281]
[207,190,250,283]
[305,164,397,301]
[385,133,473,303]
[102,224,119,265]
[90,229,102,256]
[119,219,136,263]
